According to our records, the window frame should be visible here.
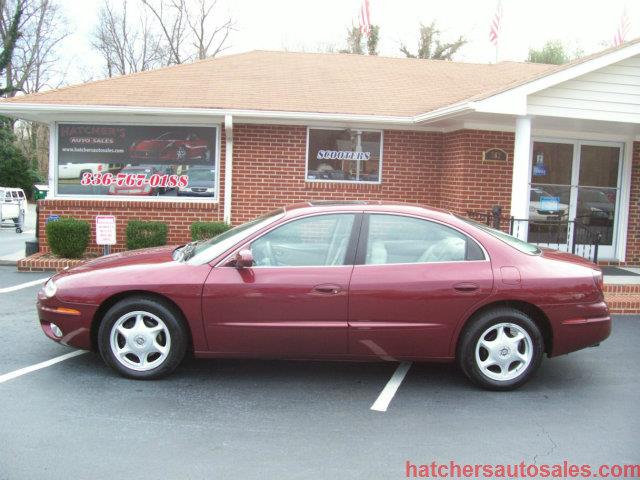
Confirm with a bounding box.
[51,121,221,203]
[355,213,489,266]
[305,127,384,185]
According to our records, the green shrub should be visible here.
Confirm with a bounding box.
[190,221,231,241]
[46,217,90,259]
[126,220,168,250]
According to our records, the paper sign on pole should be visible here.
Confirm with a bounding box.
[96,215,116,245]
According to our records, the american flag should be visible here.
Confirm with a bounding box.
[489,1,503,47]
[613,6,631,47]
[359,0,371,36]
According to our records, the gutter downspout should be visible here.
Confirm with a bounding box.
[223,114,233,225]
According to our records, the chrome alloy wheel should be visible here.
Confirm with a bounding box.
[474,322,533,381]
[109,311,171,372]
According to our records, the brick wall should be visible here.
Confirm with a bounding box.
[43,126,640,263]
[625,141,640,263]
[230,125,443,224]
[37,199,221,253]
[440,130,515,215]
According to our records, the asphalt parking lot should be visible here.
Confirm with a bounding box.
[0,266,638,479]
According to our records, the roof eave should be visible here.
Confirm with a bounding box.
[0,103,419,125]
[473,39,640,116]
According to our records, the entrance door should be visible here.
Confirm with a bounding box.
[528,139,622,260]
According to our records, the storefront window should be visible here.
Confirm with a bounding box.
[56,124,218,199]
[306,128,382,183]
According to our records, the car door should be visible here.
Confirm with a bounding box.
[348,213,493,360]
[202,212,361,358]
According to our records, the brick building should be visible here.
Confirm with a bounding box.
[1,41,639,264]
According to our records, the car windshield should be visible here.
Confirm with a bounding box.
[531,189,552,201]
[187,169,215,181]
[458,216,541,255]
[156,132,187,140]
[186,208,285,264]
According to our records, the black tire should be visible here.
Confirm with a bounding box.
[98,296,188,380]
[79,169,91,179]
[457,307,544,391]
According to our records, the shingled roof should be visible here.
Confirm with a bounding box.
[1,50,556,117]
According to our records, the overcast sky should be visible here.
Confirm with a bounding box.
[61,0,638,85]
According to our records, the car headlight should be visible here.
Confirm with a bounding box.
[43,279,57,298]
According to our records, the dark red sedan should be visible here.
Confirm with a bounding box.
[37,202,611,390]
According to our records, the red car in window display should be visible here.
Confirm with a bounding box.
[129,131,211,163]
[36,202,610,390]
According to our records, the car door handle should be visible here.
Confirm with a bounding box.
[453,282,480,293]
[312,284,343,295]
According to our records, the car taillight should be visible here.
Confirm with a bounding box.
[97,164,103,171]
[593,271,604,291]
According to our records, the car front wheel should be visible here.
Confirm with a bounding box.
[458,308,544,390]
[98,296,187,379]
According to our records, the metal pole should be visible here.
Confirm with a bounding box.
[593,233,601,264]
[492,205,502,230]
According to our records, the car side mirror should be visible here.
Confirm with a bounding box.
[235,249,254,268]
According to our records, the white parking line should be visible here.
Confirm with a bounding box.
[0,351,87,384]
[0,277,49,294]
[370,362,412,412]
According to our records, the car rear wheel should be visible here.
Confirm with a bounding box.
[457,308,544,390]
[98,296,187,379]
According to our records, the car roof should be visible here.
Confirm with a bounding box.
[282,201,455,220]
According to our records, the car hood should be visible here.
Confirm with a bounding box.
[539,247,600,270]
[58,245,178,276]
[132,140,171,151]
[185,180,215,188]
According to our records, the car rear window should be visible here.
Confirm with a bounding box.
[458,216,541,255]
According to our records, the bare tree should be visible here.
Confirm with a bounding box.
[1,0,69,95]
[339,25,379,56]
[141,0,234,64]
[185,0,233,60]
[0,0,22,96]
[1,0,69,180]
[92,0,164,77]
[400,21,466,60]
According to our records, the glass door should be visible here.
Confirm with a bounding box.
[528,140,623,260]
[528,141,574,249]
[575,144,620,259]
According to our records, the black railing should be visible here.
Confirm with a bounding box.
[466,206,603,264]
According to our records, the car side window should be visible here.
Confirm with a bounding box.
[364,214,485,264]
[252,214,355,267]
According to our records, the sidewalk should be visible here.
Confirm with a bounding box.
[0,202,36,265]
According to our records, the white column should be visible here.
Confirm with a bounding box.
[510,116,532,240]
[49,122,57,197]
[223,114,233,225]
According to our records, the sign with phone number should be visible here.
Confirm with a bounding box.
[80,172,189,188]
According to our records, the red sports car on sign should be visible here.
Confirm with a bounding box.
[37,202,611,390]
[129,131,211,163]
